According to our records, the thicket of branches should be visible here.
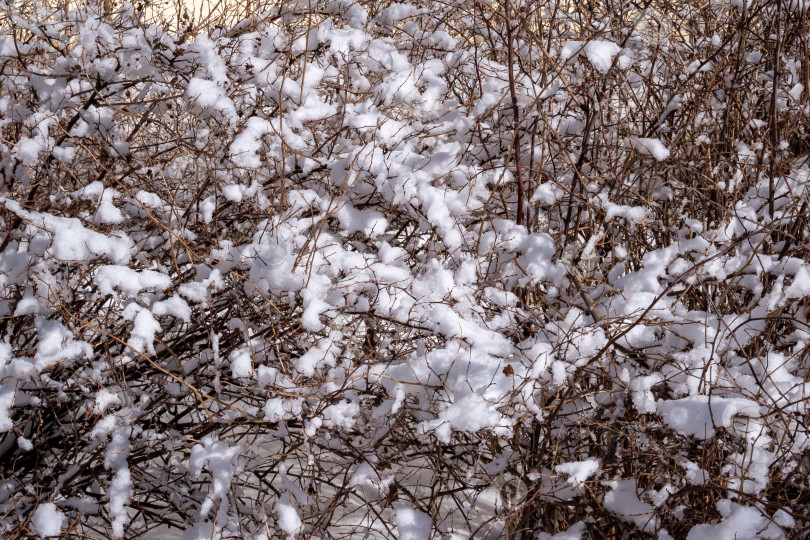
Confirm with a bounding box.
[1,0,809,538]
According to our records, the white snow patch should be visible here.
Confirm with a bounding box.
[94,265,171,296]
[421,392,505,443]
[584,41,622,72]
[627,137,670,161]
[93,388,122,414]
[537,522,587,540]
[686,500,773,540]
[229,347,253,378]
[0,199,133,263]
[561,40,622,72]
[603,479,657,532]
[657,396,761,439]
[31,503,65,538]
[186,77,237,125]
[275,500,302,534]
[393,504,432,540]
[0,381,17,432]
[556,458,601,487]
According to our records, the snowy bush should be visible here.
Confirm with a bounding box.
[1,0,809,538]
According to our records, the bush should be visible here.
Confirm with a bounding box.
[1,0,809,538]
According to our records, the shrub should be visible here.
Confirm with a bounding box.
[1,0,809,538]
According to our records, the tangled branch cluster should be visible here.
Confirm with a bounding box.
[1,0,809,538]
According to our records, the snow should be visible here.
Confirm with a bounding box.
[18,436,33,451]
[151,295,192,322]
[248,237,301,296]
[190,35,229,83]
[187,437,243,532]
[603,479,657,532]
[785,265,810,299]
[393,505,432,540]
[335,204,388,237]
[686,500,774,540]
[229,347,253,378]
[178,269,224,304]
[602,200,651,225]
[107,468,132,537]
[125,306,162,356]
[134,190,165,208]
[16,136,43,165]
[537,522,587,540]
[186,77,237,125]
[229,117,273,168]
[93,388,122,414]
[74,182,124,224]
[94,265,171,296]
[295,336,339,377]
[103,426,133,538]
[35,318,92,369]
[4,4,810,539]
[275,500,302,534]
[263,398,286,422]
[657,396,761,439]
[52,144,76,163]
[421,392,506,443]
[300,285,330,331]
[322,400,360,429]
[31,503,65,538]
[556,458,601,487]
[627,137,671,161]
[774,508,795,528]
[584,41,622,72]
[561,40,622,72]
[630,374,663,414]
[0,199,134,264]
[378,3,416,25]
[682,461,709,485]
[0,382,17,432]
